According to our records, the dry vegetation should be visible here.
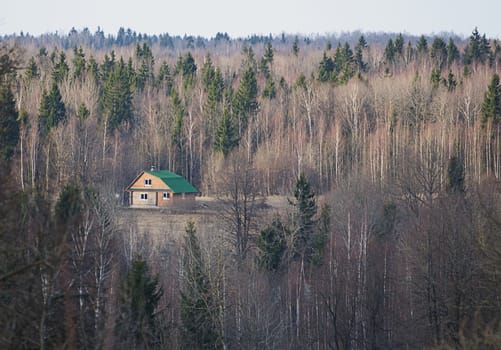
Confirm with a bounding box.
[1,28,500,349]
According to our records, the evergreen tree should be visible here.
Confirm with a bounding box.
[52,51,69,83]
[339,42,354,84]
[100,51,116,82]
[446,38,460,67]
[157,61,173,95]
[292,36,299,56]
[394,33,404,57]
[257,216,287,271]
[175,52,197,90]
[87,55,99,82]
[430,67,441,89]
[318,51,334,82]
[447,156,465,193]
[263,41,274,65]
[355,35,368,72]
[289,174,318,263]
[262,76,276,99]
[118,258,163,348]
[213,104,237,156]
[102,57,133,130]
[430,37,447,69]
[170,90,184,149]
[0,84,19,161]
[181,221,221,349]
[72,46,86,79]
[481,73,501,126]
[311,203,330,266]
[446,70,457,92]
[39,80,66,133]
[135,43,155,90]
[416,35,428,54]
[464,27,490,66]
[385,38,396,63]
[233,65,258,134]
[25,57,39,80]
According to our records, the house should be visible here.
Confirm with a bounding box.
[126,169,198,208]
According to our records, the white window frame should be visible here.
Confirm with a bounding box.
[144,178,152,186]
[163,192,170,200]
[140,193,148,200]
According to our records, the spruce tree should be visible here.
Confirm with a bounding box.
[102,57,133,130]
[118,258,163,348]
[385,39,396,63]
[233,65,258,134]
[416,35,428,54]
[25,57,39,80]
[394,34,404,57]
[447,38,460,67]
[0,84,18,161]
[52,51,69,83]
[72,46,86,79]
[257,216,287,271]
[39,80,66,134]
[290,174,318,262]
[213,105,237,156]
[181,221,221,349]
[481,73,501,126]
[447,156,465,193]
[292,36,299,56]
[157,61,173,95]
[318,51,334,82]
[430,37,447,69]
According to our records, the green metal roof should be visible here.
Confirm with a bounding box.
[144,170,198,193]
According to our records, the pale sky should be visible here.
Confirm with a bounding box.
[2,0,500,39]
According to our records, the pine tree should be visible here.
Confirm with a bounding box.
[181,221,221,349]
[481,73,501,126]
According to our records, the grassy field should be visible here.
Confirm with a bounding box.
[118,196,289,246]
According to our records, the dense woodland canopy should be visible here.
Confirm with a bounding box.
[0,27,501,349]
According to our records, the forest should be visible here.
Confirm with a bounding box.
[0,26,500,349]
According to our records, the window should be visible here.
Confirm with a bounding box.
[163,192,170,200]
[144,178,152,186]
[140,193,148,200]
